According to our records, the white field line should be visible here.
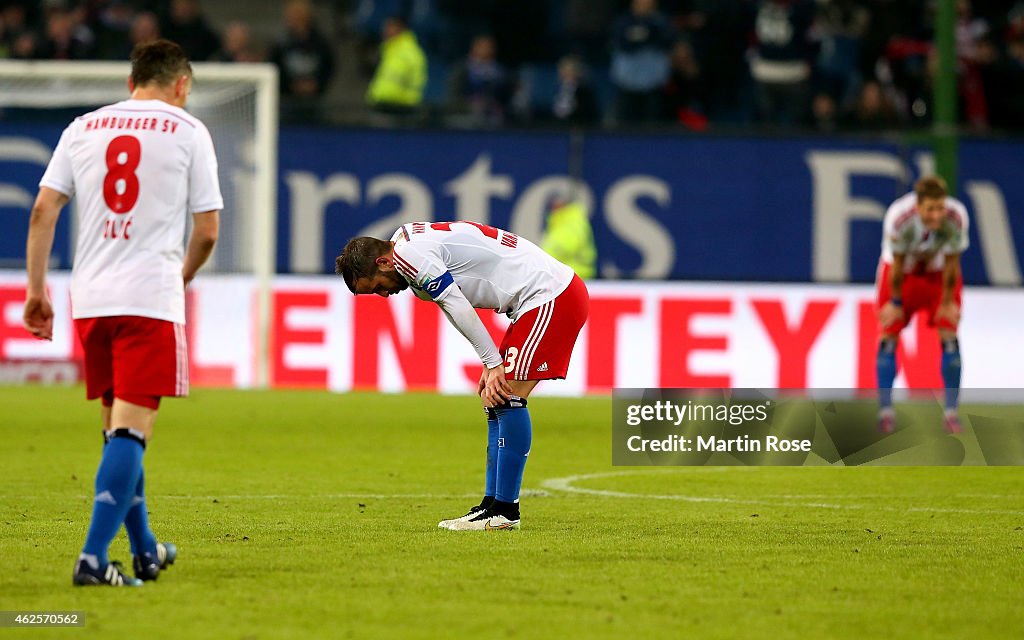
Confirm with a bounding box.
[539,470,1024,516]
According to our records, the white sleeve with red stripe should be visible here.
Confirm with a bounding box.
[393,242,502,369]
[946,198,970,254]
[392,243,452,300]
[882,195,913,255]
[437,286,503,369]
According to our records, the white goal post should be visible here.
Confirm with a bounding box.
[0,60,278,387]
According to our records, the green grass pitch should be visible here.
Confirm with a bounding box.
[0,386,1021,639]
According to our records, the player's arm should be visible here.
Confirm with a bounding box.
[936,203,968,325]
[878,200,908,329]
[941,252,960,303]
[394,242,513,406]
[879,253,906,328]
[435,286,513,407]
[182,210,219,286]
[936,252,962,325]
[889,253,905,294]
[183,122,224,287]
[23,187,69,340]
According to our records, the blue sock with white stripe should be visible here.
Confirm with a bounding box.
[124,468,157,557]
[494,396,531,508]
[484,409,499,499]
[941,337,962,411]
[877,338,897,411]
[81,431,145,567]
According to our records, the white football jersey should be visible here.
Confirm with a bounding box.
[389,221,575,321]
[881,192,970,272]
[39,99,223,323]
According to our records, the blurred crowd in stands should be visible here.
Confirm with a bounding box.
[2,0,1023,131]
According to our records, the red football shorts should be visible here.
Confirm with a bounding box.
[876,262,962,334]
[500,275,589,381]
[74,316,189,410]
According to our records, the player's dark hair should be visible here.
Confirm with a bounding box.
[130,39,192,88]
[336,237,392,293]
[915,176,948,201]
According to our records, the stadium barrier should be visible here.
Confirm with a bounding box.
[2,272,1022,394]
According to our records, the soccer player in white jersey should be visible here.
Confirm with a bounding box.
[23,40,222,585]
[876,176,969,435]
[336,221,589,530]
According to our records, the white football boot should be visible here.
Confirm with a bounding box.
[447,509,520,531]
[438,504,488,530]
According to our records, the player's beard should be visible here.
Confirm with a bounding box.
[385,271,409,294]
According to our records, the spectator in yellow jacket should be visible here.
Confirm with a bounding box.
[542,195,597,279]
[367,16,426,114]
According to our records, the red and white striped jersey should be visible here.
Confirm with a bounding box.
[389,221,575,321]
[39,99,222,323]
[881,192,970,272]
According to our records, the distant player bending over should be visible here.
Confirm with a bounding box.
[24,40,222,585]
[876,176,968,434]
[336,221,589,530]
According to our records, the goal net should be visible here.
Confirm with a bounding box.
[0,60,278,385]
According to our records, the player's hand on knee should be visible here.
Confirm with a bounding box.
[23,294,54,341]
[936,301,960,326]
[481,366,513,408]
[879,302,905,328]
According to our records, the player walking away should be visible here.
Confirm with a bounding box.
[336,221,589,531]
[876,176,968,435]
[23,40,222,585]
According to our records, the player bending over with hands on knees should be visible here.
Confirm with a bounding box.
[336,221,589,530]
[876,176,968,435]
[24,40,222,585]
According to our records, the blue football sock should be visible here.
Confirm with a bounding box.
[941,337,962,410]
[124,468,157,557]
[494,396,532,504]
[877,338,897,410]
[484,409,498,498]
[82,431,145,566]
